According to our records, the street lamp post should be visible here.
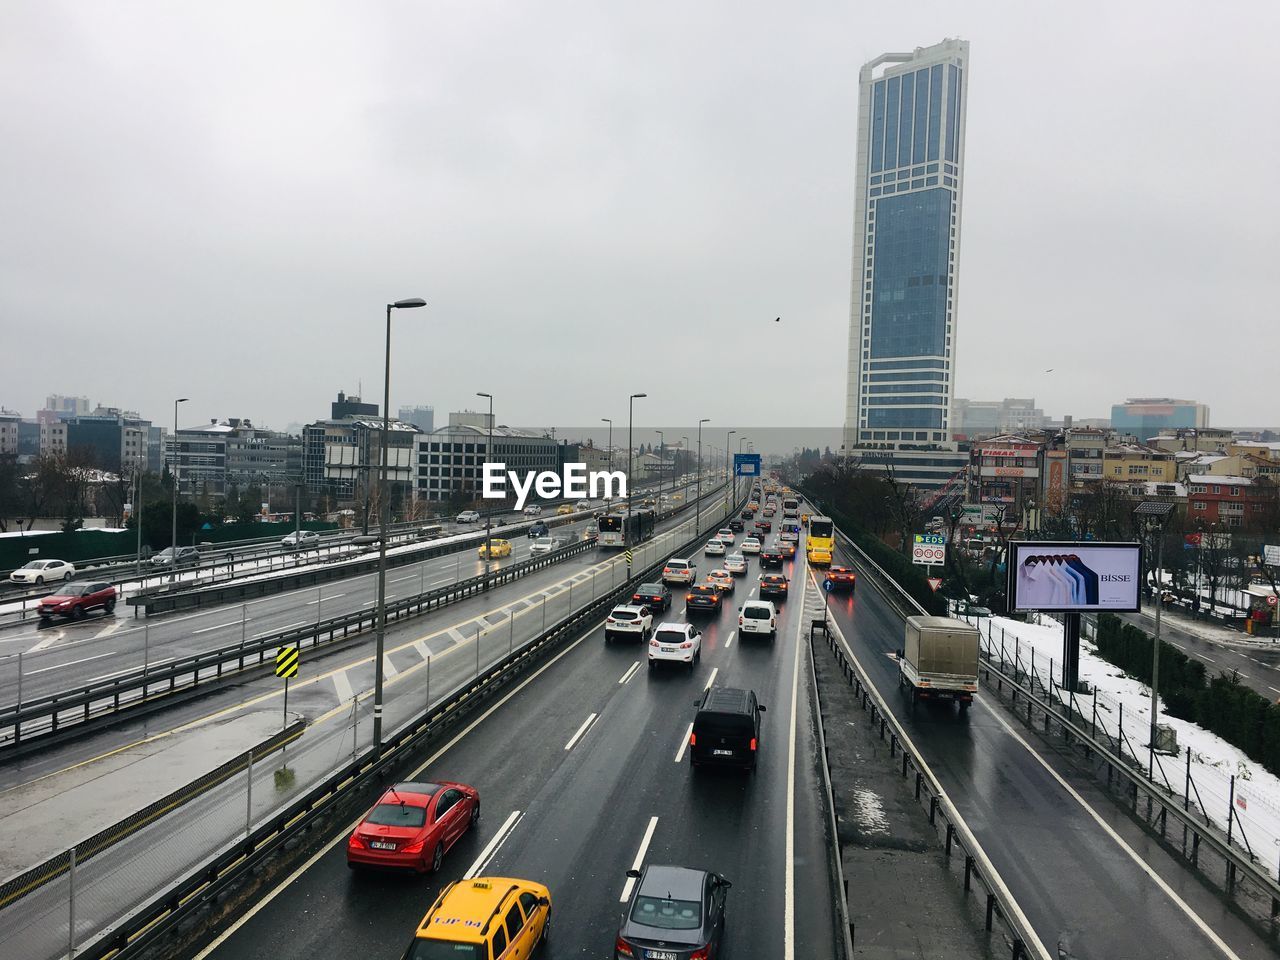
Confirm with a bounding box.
[477,392,494,585]
[169,398,189,581]
[601,418,612,471]
[725,430,736,497]
[1135,499,1175,775]
[627,394,646,526]
[696,419,709,534]
[373,296,426,751]
[655,430,665,501]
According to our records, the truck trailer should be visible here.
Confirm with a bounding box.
[898,615,980,711]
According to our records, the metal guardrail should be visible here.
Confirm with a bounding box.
[0,720,305,910]
[70,489,741,960]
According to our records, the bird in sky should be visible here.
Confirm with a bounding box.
[775,317,780,322]
[1045,368,1054,372]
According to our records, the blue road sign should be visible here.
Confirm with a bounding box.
[734,453,762,477]
[823,578,833,592]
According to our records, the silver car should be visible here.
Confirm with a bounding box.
[529,536,563,555]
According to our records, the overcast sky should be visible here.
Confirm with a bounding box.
[2,1,1277,437]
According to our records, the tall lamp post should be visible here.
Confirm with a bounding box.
[696,419,709,534]
[627,394,646,524]
[169,397,189,581]
[680,437,689,493]
[601,418,613,470]
[725,429,736,493]
[736,435,749,507]
[373,296,426,751]
[477,392,494,583]
[1135,499,1175,775]
[655,430,665,501]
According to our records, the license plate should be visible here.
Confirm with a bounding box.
[646,952,678,960]
[369,840,397,851]
[713,749,734,756]
[661,647,677,653]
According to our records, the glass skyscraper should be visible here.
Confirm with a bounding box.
[844,39,969,452]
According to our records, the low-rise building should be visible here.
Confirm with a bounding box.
[966,435,1042,525]
[167,419,303,497]
[1186,474,1273,528]
[415,423,556,504]
[1101,442,1177,484]
[0,410,20,457]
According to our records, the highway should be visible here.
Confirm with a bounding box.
[819,528,1274,960]
[1118,609,1280,701]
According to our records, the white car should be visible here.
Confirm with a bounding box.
[576,499,591,510]
[529,536,563,555]
[648,622,701,670]
[661,558,697,585]
[281,530,321,549]
[716,528,735,544]
[456,510,481,523]
[704,539,726,556]
[724,553,748,575]
[739,600,778,638]
[740,537,762,555]
[524,505,543,517]
[9,559,75,585]
[707,569,735,594]
[604,604,653,642]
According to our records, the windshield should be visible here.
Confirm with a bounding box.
[809,519,833,539]
[156,548,175,558]
[535,538,553,547]
[365,802,427,828]
[630,895,702,930]
[51,583,92,596]
[611,609,638,620]
[743,604,772,618]
[637,584,663,594]
[404,941,482,960]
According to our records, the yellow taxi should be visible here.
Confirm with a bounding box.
[671,492,683,502]
[800,513,810,527]
[555,504,574,516]
[477,538,512,560]
[405,876,551,960]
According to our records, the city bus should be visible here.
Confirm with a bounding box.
[806,515,835,566]
[597,510,656,548]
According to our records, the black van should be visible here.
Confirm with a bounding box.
[690,687,766,771]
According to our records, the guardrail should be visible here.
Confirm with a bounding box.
[69,489,741,960]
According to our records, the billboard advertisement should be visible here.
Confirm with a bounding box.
[1007,541,1142,613]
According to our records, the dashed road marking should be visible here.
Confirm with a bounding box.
[619,817,659,902]
[333,670,353,702]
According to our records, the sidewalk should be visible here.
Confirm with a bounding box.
[1131,604,1280,649]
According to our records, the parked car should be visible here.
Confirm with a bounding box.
[151,546,200,568]
[605,604,653,642]
[38,581,117,622]
[616,864,730,960]
[9,559,75,585]
[347,780,479,873]
[280,530,321,549]
[455,510,481,524]
[649,622,702,670]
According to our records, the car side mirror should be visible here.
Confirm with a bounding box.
[625,868,641,880]
[693,698,702,707]
[715,876,732,889]
[538,895,551,906]
[758,704,767,712]
[896,648,904,660]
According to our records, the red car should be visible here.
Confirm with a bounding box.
[38,581,116,622]
[347,780,479,873]
[825,566,857,591]
[754,519,772,535]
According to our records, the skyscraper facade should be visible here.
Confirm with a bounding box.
[844,39,970,452]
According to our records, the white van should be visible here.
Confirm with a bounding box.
[738,600,778,638]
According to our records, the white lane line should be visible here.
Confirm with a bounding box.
[252,621,307,640]
[89,620,128,640]
[1269,686,1280,696]
[617,661,641,685]
[674,723,694,763]
[430,576,453,585]
[27,631,67,653]
[983,695,1244,959]
[783,568,806,960]
[192,620,243,635]
[382,655,399,678]
[619,816,660,902]
[447,627,469,645]
[26,650,117,675]
[1168,641,1186,650]
[725,630,736,649]
[1198,654,1217,663]
[194,622,604,960]
[564,713,598,751]
[703,666,719,691]
[306,594,344,604]
[86,657,174,684]
[414,640,431,661]
[333,671,353,702]
[391,574,421,584]
[464,809,523,879]
[749,587,756,597]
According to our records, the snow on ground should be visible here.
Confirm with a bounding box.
[0,529,55,539]
[968,612,1280,875]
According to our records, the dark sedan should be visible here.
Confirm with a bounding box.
[759,549,785,568]
[728,518,744,532]
[759,573,790,598]
[616,864,730,960]
[684,584,723,613]
[631,582,672,613]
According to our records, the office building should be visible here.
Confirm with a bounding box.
[64,408,151,474]
[166,419,303,497]
[44,395,92,417]
[843,38,970,451]
[952,398,1047,439]
[416,424,557,504]
[399,405,435,434]
[0,410,20,457]
[331,391,378,420]
[1110,398,1209,442]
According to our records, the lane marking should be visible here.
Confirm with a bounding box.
[674,723,693,763]
[26,651,117,676]
[27,631,68,653]
[749,587,756,597]
[413,640,431,661]
[332,671,353,703]
[983,697,1243,960]
[1269,686,1280,695]
[306,594,345,604]
[783,567,805,960]
[703,666,718,691]
[564,713,598,751]
[464,809,523,879]
[1198,654,1217,664]
[617,661,641,685]
[382,655,399,678]
[619,816,659,902]
[252,621,306,640]
[725,630,736,649]
[192,620,243,635]
[391,574,421,584]
[86,657,175,684]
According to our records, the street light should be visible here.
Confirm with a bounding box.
[725,430,736,490]
[169,397,189,581]
[736,435,749,507]
[628,394,646,524]
[1135,498,1176,775]
[373,296,426,751]
[601,418,613,470]
[477,392,494,583]
[696,419,710,534]
[655,430,665,499]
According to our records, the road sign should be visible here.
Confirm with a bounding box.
[822,578,833,592]
[733,453,762,477]
[275,645,299,679]
[624,549,633,565]
[927,578,943,592]
[1264,544,1280,567]
[911,533,946,566]
[1268,595,1278,607]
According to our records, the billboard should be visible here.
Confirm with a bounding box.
[1007,541,1142,613]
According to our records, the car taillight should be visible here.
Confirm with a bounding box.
[750,738,757,751]
[650,638,659,647]
[738,616,743,626]
[686,594,695,601]
[632,594,641,601]
[402,838,425,854]
[689,733,697,746]
[348,833,365,849]
[615,937,635,957]
[690,948,710,960]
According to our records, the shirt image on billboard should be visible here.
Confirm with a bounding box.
[1009,543,1141,612]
